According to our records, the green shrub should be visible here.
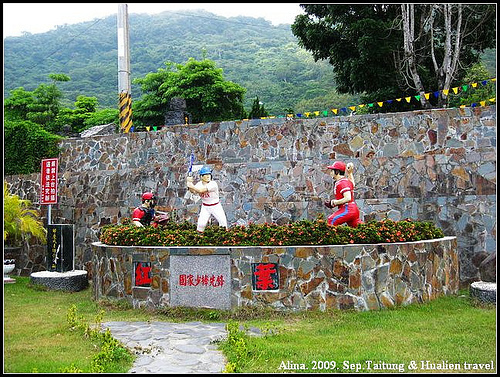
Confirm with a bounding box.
[98,216,445,247]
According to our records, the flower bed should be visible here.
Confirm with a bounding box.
[94,217,455,312]
[99,217,445,247]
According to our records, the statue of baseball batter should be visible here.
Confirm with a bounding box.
[324,161,362,227]
[186,165,228,232]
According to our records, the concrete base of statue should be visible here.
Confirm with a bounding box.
[30,270,89,292]
[4,263,16,283]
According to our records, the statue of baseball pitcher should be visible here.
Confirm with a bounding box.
[324,161,362,227]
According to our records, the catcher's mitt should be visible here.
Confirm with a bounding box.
[324,200,334,209]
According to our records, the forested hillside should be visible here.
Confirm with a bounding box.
[4,9,344,115]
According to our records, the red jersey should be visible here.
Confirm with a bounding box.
[334,177,354,203]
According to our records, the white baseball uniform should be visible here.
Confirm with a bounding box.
[193,180,228,232]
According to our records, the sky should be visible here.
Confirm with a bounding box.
[3,3,305,37]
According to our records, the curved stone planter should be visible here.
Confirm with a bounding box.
[470,281,496,304]
[30,270,89,292]
[91,236,458,311]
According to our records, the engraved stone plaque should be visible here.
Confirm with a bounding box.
[170,254,231,310]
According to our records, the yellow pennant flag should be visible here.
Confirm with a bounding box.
[425,93,430,100]
[349,106,356,111]
[331,108,338,114]
[377,102,384,107]
[460,105,466,108]
[452,87,459,94]
[396,98,402,102]
[305,112,310,117]
[489,98,496,102]
[314,111,320,116]
[405,97,411,103]
[472,82,478,88]
[480,101,486,106]
[146,126,151,131]
[491,78,496,82]
[442,89,449,96]
[358,104,365,108]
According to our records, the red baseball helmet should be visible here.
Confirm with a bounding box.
[327,161,346,171]
[142,192,156,201]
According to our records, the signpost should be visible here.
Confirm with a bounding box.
[40,158,58,208]
[40,158,74,272]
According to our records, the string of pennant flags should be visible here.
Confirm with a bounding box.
[137,77,495,131]
[273,77,496,120]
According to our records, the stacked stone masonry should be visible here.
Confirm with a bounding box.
[5,106,496,286]
[91,236,459,311]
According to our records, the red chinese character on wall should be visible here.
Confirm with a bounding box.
[252,263,279,291]
[135,262,152,286]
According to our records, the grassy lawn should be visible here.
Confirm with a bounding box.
[226,295,496,373]
[3,276,496,373]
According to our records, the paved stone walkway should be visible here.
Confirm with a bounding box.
[102,321,228,373]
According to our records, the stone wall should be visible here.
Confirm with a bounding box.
[90,236,459,311]
[4,106,496,285]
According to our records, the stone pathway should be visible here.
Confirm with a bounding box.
[102,321,228,373]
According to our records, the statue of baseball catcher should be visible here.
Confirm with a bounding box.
[324,161,362,227]
[186,165,228,232]
[132,192,170,227]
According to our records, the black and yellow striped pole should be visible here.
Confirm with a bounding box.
[119,91,133,133]
[117,4,132,133]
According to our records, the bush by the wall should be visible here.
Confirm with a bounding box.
[98,216,445,247]
[4,120,62,175]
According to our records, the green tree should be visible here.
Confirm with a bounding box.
[3,87,35,121]
[447,63,496,108]
[5,74,71,132]
[291,4,496,111]
[83,108,119,130]
[133,58,247,125]
[248,97,269,119]
[55,96,99,133]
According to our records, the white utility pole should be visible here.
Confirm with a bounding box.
[117,4,133,132]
